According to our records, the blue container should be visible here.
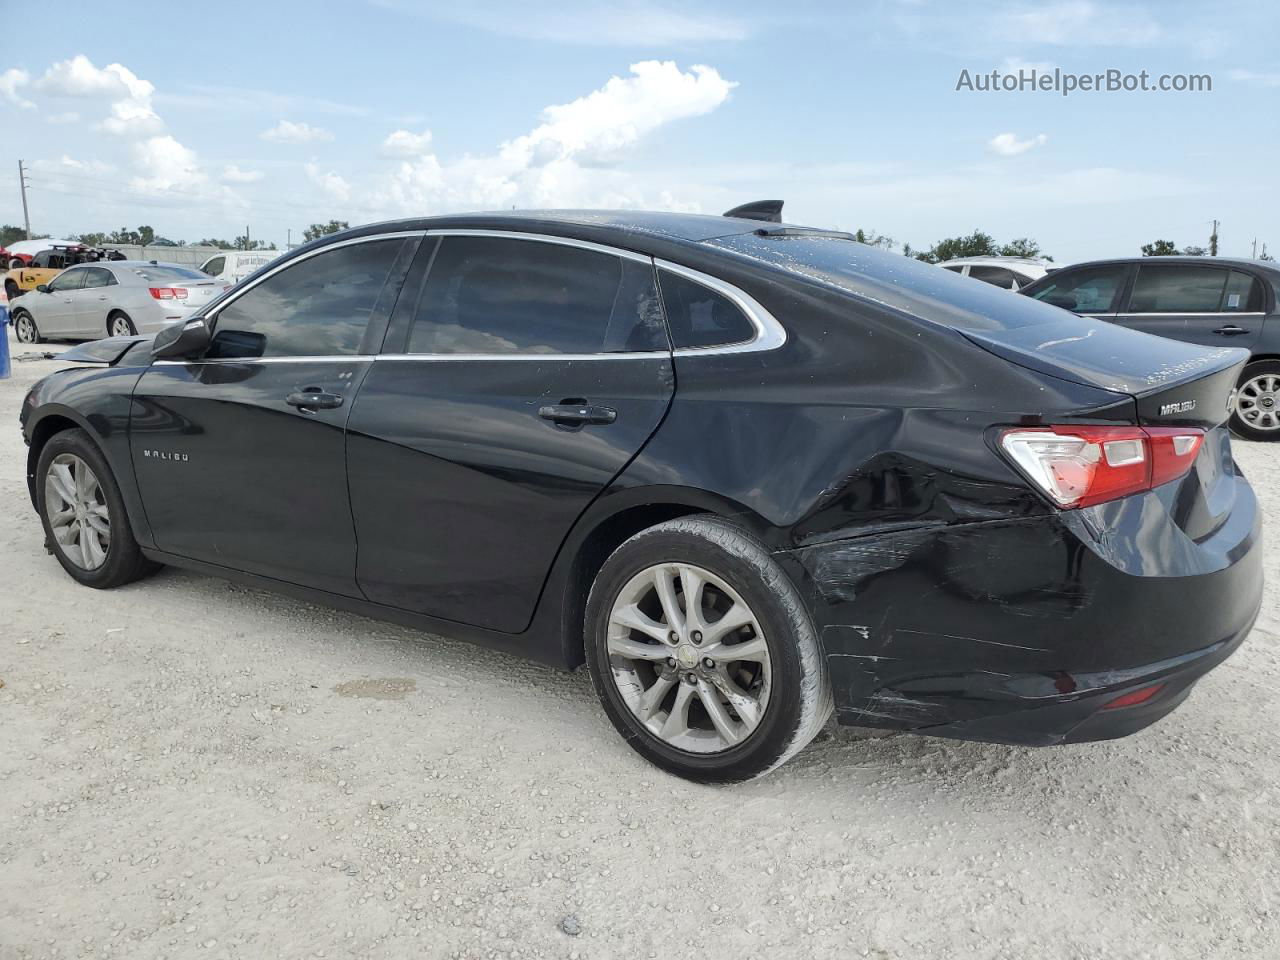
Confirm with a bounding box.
[0,303,9,379]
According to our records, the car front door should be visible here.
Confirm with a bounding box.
[129,234,419,596]
[73,267,118,338]
[34,268,88,336]
[346,232,675,633]
[1115,264,1267,351]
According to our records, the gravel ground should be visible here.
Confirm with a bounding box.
[1,331,1278,960]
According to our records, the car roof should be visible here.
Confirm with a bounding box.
[939,256,1051,267]
[1060,255,1278,271]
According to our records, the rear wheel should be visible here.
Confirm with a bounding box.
[108,312,136,338]
[1232,360,1280,441]
[13,309,43,344]
[585,517,832,783]
[36,429,158,588]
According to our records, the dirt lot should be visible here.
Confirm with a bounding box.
[2,332,1278,960]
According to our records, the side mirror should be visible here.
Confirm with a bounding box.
[152,317,212,358]
[36,284,49,293]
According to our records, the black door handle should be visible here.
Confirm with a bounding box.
[1213,325,1249,336]
[538,402,617,425]
[286,389,344,410]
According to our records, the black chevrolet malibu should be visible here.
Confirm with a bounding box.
[20,209,1263,782]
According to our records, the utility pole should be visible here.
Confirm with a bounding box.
[287,228,291,249]
[18,159,32,239]
[1253,238,1259,259]
[244,225,250,251]
[1209,219,1219,257]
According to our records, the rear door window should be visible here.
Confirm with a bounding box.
[968,266,1021,289]
[1222,271,1265,312]
[405,236,667,355]
[1028,265,1129,313]
[657,269,756,348]
[211,238,410,358]
[81,267,115,289]
[1126,265,1229,313]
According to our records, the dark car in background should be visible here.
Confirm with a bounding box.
[1020,257,1280,440]
[20,211,1262,782]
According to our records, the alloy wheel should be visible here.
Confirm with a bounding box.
[110,316,132,337]
[1236,374,1280,432]
[606,562,771,754]
[44,453,111,570]
[15,313,37,344]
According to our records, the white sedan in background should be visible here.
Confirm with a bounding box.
[10,261,229,343]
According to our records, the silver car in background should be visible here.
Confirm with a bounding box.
[10,261,229,344]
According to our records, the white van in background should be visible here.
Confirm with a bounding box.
[198,251,280,285]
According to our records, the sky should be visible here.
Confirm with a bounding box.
[3,0,1278,263]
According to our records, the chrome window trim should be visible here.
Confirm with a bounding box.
[654,258,786,356]
[154,356,375,366]
[422,228,653,265]
[376,352,671,362]
[1115,311,1266,318]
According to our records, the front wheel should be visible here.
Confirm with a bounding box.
[1232,360,1280,441]
[13,310,43,344]
[35,429,158,588]
[585,517,832,783]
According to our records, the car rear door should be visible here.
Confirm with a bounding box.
[129,233,419,596]
[1023,263,1132,320]
[1115,263,1267,351]
[346,231,674,634]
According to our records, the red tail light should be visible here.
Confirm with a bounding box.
[149,287,188,300]
[1000,425,1204,508]
[1102,684,1165,710]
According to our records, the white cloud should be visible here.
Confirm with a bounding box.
[1230,69,1280,88]
[1001,56,1056,75]
[51,155,114,174]
[1002,1,1161,46]
[305,162,351,203]
[988,132,1048,156]
[368,60,735,215]
[0,68,34,109]
[45,111,80,124]
[262,120,334,143]
[130,135,206,192]
[36,55,162,135]
[221,164,264,183]
[382,128,434,155]
[374,0,747,45]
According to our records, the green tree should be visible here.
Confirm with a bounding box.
[303,220,349,242]
[197,238,238,250]
[999,237,1052,261]
[2,224,32,247]
[852,228,895,251]
[1182,245,1208,256]
[1141,239,1181,256]
[915,230,999,264]
[75,232,110,246]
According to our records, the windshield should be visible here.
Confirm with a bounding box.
[707,233,1070,332]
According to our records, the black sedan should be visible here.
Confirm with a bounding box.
[1019,256,1280,440]
[20,209,1262,782]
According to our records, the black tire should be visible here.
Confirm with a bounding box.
[1231,359,1280,442]
[585,517,832,783]
[35,428,159,589]
[107,311,137,338]
[12,309,43,344]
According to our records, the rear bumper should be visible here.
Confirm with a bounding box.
[783,472,1263,747]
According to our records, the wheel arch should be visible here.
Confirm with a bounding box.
[25,408,103,510]
[548,487,778,669]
